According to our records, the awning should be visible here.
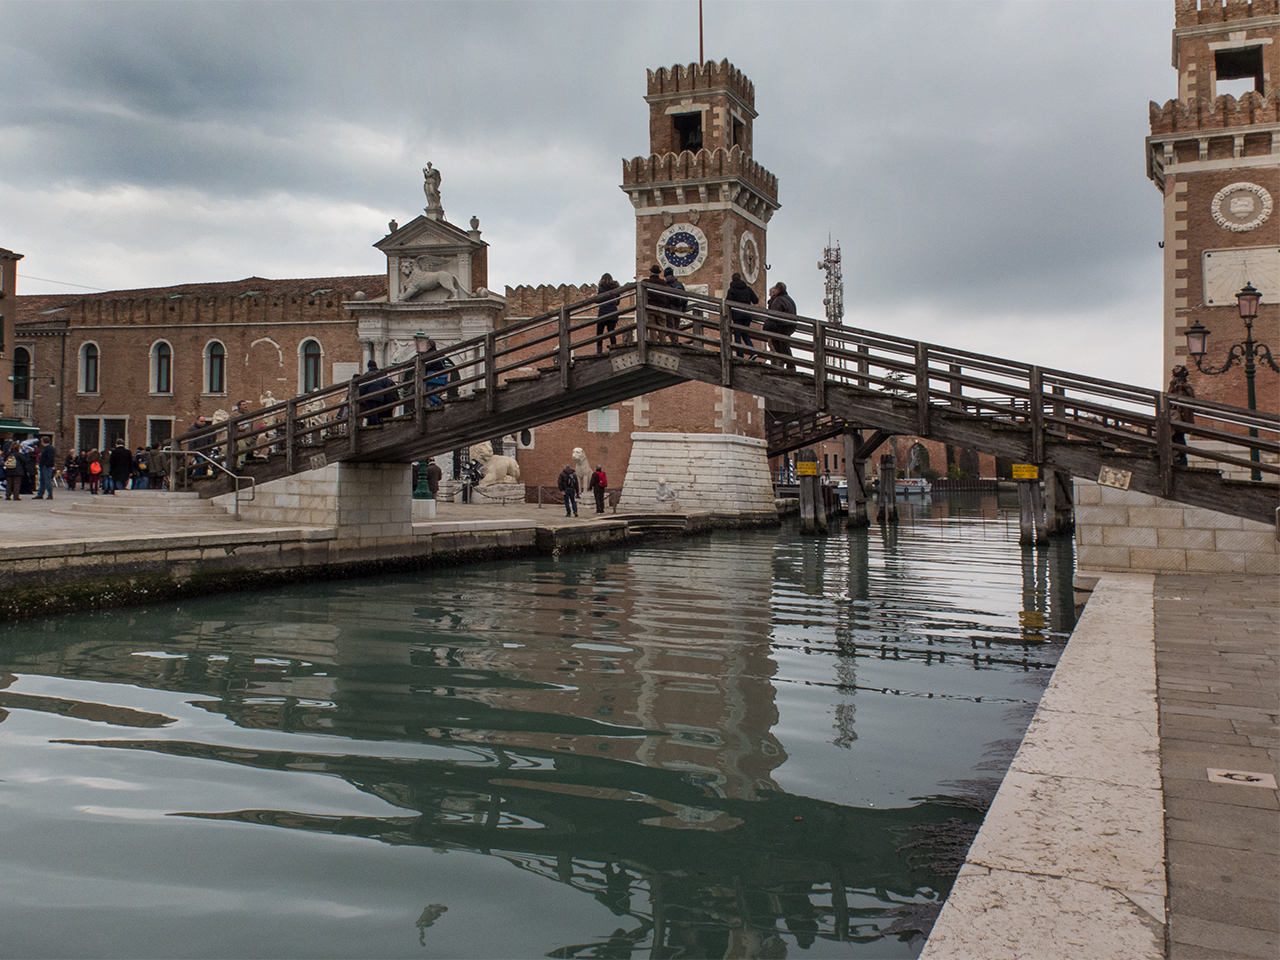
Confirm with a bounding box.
[0,418,41,435]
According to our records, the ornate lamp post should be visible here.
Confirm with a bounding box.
[1184,282,1278,482]
[412,331,435,499]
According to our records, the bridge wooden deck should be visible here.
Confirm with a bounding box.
[180,282,1279,526]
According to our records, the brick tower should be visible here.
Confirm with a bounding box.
[1146,0,1279,421]
[614,60,781,512]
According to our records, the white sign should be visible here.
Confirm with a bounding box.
[1202,246,1279,306]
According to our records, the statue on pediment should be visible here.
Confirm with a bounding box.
[423,163,443,215]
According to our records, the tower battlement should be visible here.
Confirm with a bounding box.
[646,59,755,108]
[621,145,778,203]
[1149,90,1280,133]
[1175,0,1277,28]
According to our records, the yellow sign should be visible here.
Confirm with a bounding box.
[796,461,818,476]
[1011,464,1039,480]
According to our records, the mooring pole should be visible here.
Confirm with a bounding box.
[798,447,822,534]
[1042,469,1074,536]
[844,429,869,528]
[878,453,898,523]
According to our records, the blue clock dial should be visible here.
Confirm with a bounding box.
[663,231,700,267]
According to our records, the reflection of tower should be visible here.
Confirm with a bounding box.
[1146,2,1278,412]
[617,60,781,513]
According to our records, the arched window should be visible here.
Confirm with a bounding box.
[80,342,100,394]
[152,341,172,394]
[301,339,322,393]
[12,347,31,401]
[205,341,226,394]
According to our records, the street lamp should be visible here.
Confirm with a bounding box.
[1184,282,1277,482]
[412,331,435,500]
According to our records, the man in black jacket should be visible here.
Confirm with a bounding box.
[726,272,759,358]
[34,437,57,500]
[765,281,798,370]
[107,438,133,495]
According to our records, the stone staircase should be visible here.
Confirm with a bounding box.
[53,490,237,520]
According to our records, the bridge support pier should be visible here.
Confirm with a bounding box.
[224,462,413,541]
[1043,469,1074,536]
[844,430,870,528]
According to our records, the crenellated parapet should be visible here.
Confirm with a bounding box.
[502,283,597,319]
[621,145,778,203]
[1175,0,1277,28]
[1149,90,1280,134]
[647,59,754,109]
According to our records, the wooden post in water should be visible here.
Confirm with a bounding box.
[1016,479,1049,545]
[878,454,898,523]
[844,429,869,528]
[1043,469,1074,536]
[797,447,823,534]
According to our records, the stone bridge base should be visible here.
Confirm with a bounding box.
[619,433,776,515]
[216,462,412,539]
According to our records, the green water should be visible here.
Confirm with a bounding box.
[0,494,1074,958]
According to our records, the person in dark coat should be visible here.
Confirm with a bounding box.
[107,438,133,495]
[644,264,674,343]
[595,273,621,353]
[726,272,759,358]
[765,281,798,370]
[359,361,396,425]
[64,452,80,490]
[557,463,580,517]
[35,437,57,499]
[1167,365,1195,466]
[16,440,38,496]
[588,464,608,514]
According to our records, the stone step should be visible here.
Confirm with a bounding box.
[52,494,234,518]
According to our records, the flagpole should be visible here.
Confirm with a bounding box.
[699,0,704,65]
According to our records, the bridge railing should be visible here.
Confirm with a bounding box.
[176,280,1277,492]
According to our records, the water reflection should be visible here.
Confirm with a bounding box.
[0,499,1072,958]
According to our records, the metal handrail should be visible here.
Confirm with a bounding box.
[165,449,256,518]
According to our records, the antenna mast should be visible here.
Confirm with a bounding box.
[699,0,704,65]
[818,237,844,325]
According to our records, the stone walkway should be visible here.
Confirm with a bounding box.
[1155,574,1279,960]
[922,572,1278,959]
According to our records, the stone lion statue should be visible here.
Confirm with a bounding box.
[401,255,464,301]
[472,441,520,487]
[571,447,590,493]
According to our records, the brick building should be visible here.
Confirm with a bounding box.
[13,276,379,455]
[1147,0,1279,413]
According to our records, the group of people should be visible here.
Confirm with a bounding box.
[1,436,170,500]
[557,462,609,517]
[595,267,799,366]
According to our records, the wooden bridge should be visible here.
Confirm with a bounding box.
[182,282,1279,526]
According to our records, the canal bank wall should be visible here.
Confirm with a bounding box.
[0,502,781,624]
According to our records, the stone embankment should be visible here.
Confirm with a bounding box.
[0,490,781,623]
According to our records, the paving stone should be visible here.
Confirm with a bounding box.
[1161,776,1280,810]
[1169,915,1279,958]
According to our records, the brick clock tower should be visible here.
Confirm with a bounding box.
[615,60,781,512]
[1146,0,1279,422]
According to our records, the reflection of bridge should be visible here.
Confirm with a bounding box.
[187,282,1279,524]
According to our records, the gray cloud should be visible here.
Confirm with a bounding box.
[2,0,1173,385]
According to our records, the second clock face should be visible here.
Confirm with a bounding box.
[739,231,760,283]
[657,223,709,277]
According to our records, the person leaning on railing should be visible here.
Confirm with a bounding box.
[1167,365,1195,466]
[595,273,621,353]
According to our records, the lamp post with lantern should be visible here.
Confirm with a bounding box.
[412,331,435,499]
[1184,282,1278,482]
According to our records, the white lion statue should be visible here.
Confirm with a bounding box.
[472,441,520,487]
[572,446,590,493]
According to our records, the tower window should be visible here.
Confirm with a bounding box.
[1215,46,1264,97]
[673,112,702,152]
[730,115,746,150]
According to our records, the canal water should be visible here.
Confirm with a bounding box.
[0,493,1074,959]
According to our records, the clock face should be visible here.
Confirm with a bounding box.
[657,223,708,277]
[739,231,760,283]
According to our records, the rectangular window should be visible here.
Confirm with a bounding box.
[103,418,128,449]
[673,113,702,152]
[148,417,174,447]
[76,418,100,454]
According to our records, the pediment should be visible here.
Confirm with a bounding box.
[376,215,479,256]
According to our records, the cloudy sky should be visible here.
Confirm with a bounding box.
[3,0,1176,385]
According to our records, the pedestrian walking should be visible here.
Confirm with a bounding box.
[765,281,798,370]
[558,463,580,517]
[595,273,620,353]
[726,272,759,358]
[1167,365,1196,466]
[107,438,132,495]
